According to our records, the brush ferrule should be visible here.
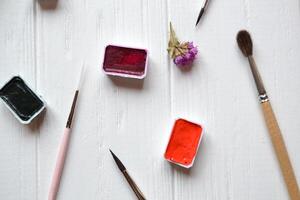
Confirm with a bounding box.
[66,90,79,128]
[259,93,269,103]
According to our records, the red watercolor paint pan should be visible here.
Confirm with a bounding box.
[102,45,148,79]
[164,118,203,168]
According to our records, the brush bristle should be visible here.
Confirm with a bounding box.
[109,149,126,171]
[76,65,86,90]
[236,30,253,57]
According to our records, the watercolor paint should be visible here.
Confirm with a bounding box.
[103,45,148,79]
[164,118,203,168]
[0,76,46,124]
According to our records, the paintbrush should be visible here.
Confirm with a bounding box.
[109,149,146,200]
[195,0,210,26]
[48,66,85,200]
[237,30,300,200]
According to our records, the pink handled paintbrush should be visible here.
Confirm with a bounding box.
[48,67,85,200]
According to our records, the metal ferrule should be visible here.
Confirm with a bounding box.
[66,90,79,128]
[259,93,269,103]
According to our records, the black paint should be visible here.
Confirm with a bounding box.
[0,76,44,122]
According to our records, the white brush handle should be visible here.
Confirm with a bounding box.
[48,128,71,200]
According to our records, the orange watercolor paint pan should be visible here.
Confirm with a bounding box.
[164,118,203,168]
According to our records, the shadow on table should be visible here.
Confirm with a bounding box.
[178,64,194,73]
[37,0,58,10]
[109,76,144,90]
[27,109,46,132]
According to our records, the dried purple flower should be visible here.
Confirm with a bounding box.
[167,23,198,67]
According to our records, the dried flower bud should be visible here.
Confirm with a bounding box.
[167,23,198,67]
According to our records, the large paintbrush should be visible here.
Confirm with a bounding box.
[48,66,85,200]
[237,30,300,200]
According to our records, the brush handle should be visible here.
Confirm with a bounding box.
[123,171,146,200]
[203,0,209,9]
[248,56,266,96]
[261,101,300,200]
[48,128,71,200]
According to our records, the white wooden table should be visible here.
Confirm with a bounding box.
[1,0,300,199]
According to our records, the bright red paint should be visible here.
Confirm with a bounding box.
[164,119,203,168]
[103,45,147,76]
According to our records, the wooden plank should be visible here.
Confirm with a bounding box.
[36,0,173,199]
[168,0,300,199]
[0,0,299,199]
[0,1,38,200]
[35,0,88,199]
[244,1,300,199]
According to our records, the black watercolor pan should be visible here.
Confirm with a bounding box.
[0,76,46,124]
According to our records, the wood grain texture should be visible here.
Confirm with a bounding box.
[0,0,299,199]
[0,1,38,200]
[261,101,300,200]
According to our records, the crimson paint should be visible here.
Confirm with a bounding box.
[103,45,148,79]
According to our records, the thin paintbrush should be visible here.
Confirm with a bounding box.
[109,149,146,200]
[237,30,300,200]
[195,0,209,26]
[48,66,85,200]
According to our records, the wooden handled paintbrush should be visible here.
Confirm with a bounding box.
[109,150,146,200]
[237,30,300,200]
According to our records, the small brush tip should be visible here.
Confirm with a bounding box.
[195,9,204,26]
[109,149,116,158]
[109,149,126,171]
[77,65,86,90]
[236,30,253,57]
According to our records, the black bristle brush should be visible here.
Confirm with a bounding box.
[237,30,300,200]
[110,150,146,200]
[196,0,210,26]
